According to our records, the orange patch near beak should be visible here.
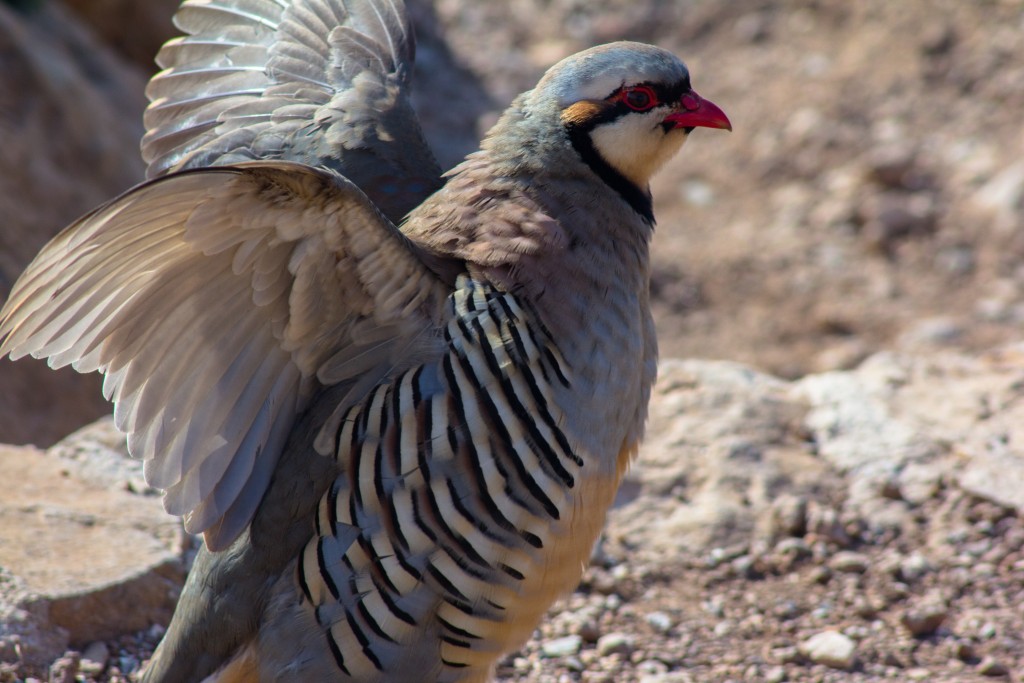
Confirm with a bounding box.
[560,100,607,127]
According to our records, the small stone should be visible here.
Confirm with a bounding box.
[764,665,787,683]
[591,570,618,595]
[766,494,808,539]
[978,656,1009,677]
[865,145,919,190]
[596,632,634,657]
[731,554,757,578]
[542,635,582,658]
[809,565,832,584]
[772,646,801,664]
[829,550,870,573]
[48,652,79,683]
[900,599,948,637]
[898,553,934,582]
[853,596,882,619]
[118,655,140,675]
[79,641,109,676]
[702,596,725,618]
[564,656,585,672]
[799,630,857,670]
[805,504,852,547]
[713,620,734,637]
[774,538,811,559]
[578,621,602,643]
[811,601,834,619]
[645,611,673,633]
[773,600,801,620]
[637,659,668,675]
[951,639,976,662]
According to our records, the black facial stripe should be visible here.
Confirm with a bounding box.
[564,110,655,224]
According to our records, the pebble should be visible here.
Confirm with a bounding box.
[950,640,975,661]
[772,646,801,664]
[898,553,934,581]
[702,596,726,618]
[637,658,668,675]
[596,632,634,657]
[79,641,109,676]
[979,622,998,639]
[48,653,79,683]
[978,656,1009,676]
[645,611,674,633]
[541,635,582,658]
[798,630,857,670]
[764,665,787,682]
[806,505,853,547]
[829,550,870,573]
[774,538,811,559]
[578,620,602,643]
[766,494,808,539]
[900,598,948,636]
[713,620,734,637]
[118,655,140,675]
[809,565,832,584]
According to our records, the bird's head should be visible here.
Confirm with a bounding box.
[527,41,731,221]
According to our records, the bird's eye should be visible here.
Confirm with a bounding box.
[621,86,657,111]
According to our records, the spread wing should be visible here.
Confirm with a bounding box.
[0,161,452,550]
[143,0,442,221]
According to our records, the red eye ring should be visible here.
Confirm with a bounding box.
[618,85,658,112]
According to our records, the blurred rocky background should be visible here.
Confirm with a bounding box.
[1,0,1023,681]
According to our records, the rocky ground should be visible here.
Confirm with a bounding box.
[1,0,1023,681]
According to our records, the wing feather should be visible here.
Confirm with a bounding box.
[143,0,441,221]
[0,161,452,550]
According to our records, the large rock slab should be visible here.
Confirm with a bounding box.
[0,419,184,669]
[608,349,1024,560]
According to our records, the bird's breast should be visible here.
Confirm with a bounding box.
[284,276,642,681]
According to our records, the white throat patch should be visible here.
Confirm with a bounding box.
[588,110,688,189]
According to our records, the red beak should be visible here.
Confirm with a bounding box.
[663,90,732,131]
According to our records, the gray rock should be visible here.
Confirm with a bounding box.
[0,421,184,667]
[798,630,857,670]
[608,360,831,557]
[900,597,949,637]
[645,612,674,634]
[78,641,109,677]
[895,552,934,582]
[973,160,1024,232]
[595,632,634,657]
[541,635,583,658]
[977,656,1009,677]
[959,439,1024,515]
[829,551,870,574]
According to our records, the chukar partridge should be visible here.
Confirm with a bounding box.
[0,0,730,681]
